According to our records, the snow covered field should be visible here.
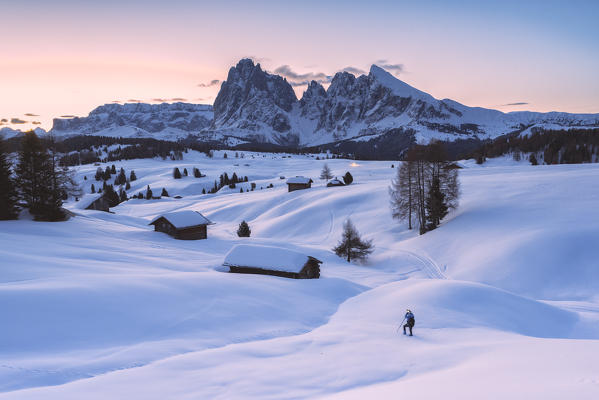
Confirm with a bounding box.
[1,152,598,399]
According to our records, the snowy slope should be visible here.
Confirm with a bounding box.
[1,153,598,398]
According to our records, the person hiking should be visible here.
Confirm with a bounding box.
[403,309,415,336]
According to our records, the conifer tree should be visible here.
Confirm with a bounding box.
[425,176,448,230]
[111,164,116,174]
[16,131,51,218]
[145,185,153,200]
[115,168,126,185]
[95,167,103,181]
[0,137,19,219]
[161,188,169,197]
[333,219,373,262]
[125,181,131,190]
[183,168,188,176]
[91,184,96,193]
[130,170,137,181]
[173,167,182,179]
[202,188,206,194]
[102,184,120,207]
[320,163,333,180]
[119,189,128,203]
[237,220,251,237]
[193,167,202,178]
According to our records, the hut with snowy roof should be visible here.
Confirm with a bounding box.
[76,193,110,212]
[149,210,214,240]
[286,176,313,192]
[327,177,345,187]
[223,244,321,279]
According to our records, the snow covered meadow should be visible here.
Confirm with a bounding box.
[1,151,598,399]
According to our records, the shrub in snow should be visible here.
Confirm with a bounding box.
[237,220,251,237]
[333,219,373,263]
[161,188,169,197]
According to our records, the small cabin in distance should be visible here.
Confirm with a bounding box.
[286,176,313,192]
[327,178,345,187]
[149,210,214,240]
[224,244,321,279]
[76,193,110,212]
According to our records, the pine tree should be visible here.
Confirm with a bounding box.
[16,131,50,218]
[95,167,103,181]
[333,219,374,262]
[343,171,353,185]
[320,163,333,180]
[130,170,137,181]
[125,181,131,190]
[223,152,228,159]
[91,184,96,193]
[389,161,417,230]
[237,220,251,237]
[173,167,182,179]
[104,166,111,180]
[115,168,126,185]
[102,184,120,207]
[183,168,188,176]
[119,189,128,203]
[145,185,153,200]
[161,188,169,197]
[0,137,19,219]
[111,164,116,174]
[193,167,202,178]
[425,176,448,231]
[202,188,206,194]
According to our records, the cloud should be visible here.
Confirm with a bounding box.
[152,98,168,103]
[197,79,220,88]
[502,102,529,106]
[274,65,331,83]
[24,113,39,117]
[11,118,26,124]
[377,62,404,75]
[60,115,76,118]
[112,100,122,104]
[127,99,142,103]
[32,121,41,125]
[1,118,7,123]
[341,66,366,75]
[169,98,187,102]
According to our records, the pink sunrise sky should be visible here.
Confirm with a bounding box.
[1,0,598,131]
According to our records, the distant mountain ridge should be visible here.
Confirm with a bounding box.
[46,58,599,151]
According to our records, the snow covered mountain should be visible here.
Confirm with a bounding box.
[50,103,213,140]
[47,59,599,149]
[0,127,46,139]
[209,59,599,146]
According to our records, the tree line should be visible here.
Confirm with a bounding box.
[0,132,80,221]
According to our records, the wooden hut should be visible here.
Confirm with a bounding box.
[327,177,345,187]
[77,193,110,212]
[149,210,214,240]
[286,176,313,192]
[224,244,321,279]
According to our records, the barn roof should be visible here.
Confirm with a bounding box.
[328,178,344,185]
[286,176,312,184]
[149,210,213,229]
[223,244,321,273]
[74,193,104,210]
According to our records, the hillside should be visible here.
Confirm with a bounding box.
[1,154,598,398]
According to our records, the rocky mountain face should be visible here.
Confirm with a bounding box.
[51,103,213,140]
[211,59,298,145]
[48,58,599,151]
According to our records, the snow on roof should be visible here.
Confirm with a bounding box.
[223,244,321,273]
[74,193,104,210]
[286,176,312,184]
[149,210,213,229]
[328,178,344,185]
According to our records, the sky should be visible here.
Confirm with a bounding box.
[1,0,598,131]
